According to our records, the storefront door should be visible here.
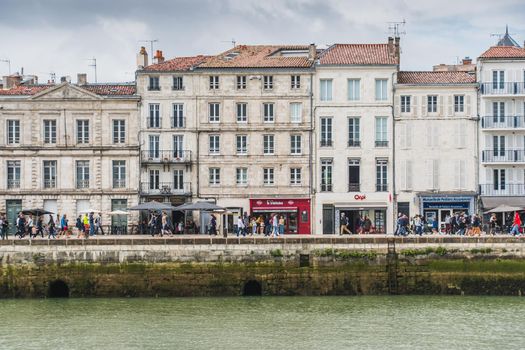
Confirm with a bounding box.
[6,200,22,235]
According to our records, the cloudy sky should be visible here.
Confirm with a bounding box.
[0,0,524,83]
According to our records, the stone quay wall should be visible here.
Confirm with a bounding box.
[1,236,525,298]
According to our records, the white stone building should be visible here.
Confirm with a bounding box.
[313,39,399,234]
[394,71,478,226]
[477,29,525,218]
[0,77,140,233]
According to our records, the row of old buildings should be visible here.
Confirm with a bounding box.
[0,28,524,234]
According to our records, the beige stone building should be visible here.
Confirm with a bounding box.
[0,77,140,233]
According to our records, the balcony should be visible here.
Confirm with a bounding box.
[140,182,192,196]
[480,82,525,95]
[481,116,525,129]
[76,180,90,189]
[348,140,361,147]
[171,116,186,128]
[481,150,525,163]
[7,179,20,189]
[320,140,333,147]
[141,150,192,164]
[375,140,389,147]
[147,117,162,129]
[480,184,525,196]
[348,183,360,192]
[376,184,388,192]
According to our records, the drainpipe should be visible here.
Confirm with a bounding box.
[391,70,397,235]
[309,71,314,235]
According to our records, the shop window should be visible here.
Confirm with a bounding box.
[301,210,308,223]
[374,210,385,233]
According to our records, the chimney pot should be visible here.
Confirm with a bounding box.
[137,46,149,69]
[462,56,472,65]
[77,73,87,85]
[4,74,22,89]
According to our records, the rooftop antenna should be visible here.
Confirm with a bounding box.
[221,38,237,48]
[0,58,11,74]
[139,39,158,57]
[49,72,56,84]
[387,19,406,37]
[87,57,97,83]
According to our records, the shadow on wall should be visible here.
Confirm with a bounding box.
[47,279,70,298]
[242,280,262,296]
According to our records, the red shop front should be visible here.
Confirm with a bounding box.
[249,198,311,235]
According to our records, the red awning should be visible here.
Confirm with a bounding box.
[252,206,297,213]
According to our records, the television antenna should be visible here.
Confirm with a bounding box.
[139,39,158,56]
[221,38,237,48]
[0,58,11,74]
[87,57,97,83]
[387,19,406,37]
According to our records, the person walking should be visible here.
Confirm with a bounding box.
[88,212,95,237]
[362,216,372,234]
[236,216,245,237]
[209,215,217,236]
[250,217,257,236]
[27,215,35,239]
[489,213,497,235]
[47,215,56,239]
[271,214,279,237]
[60,214,69,238]
[414,215,423,236]
[95,213,104,235]
[278,215,285,236]
[0,214,7,240]
[510,212,522,236]
[339,213,351,235]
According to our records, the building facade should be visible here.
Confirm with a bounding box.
[395,71,478,226]
[313,39,400,235]
[0,79,140,232]
[477,30,525,218]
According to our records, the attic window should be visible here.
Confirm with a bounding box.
[224,52,240,61]
[275,49,309,57]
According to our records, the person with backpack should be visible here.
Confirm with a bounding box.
[47,215,56,239]
[510,212,522,236]
[339,213,351,235]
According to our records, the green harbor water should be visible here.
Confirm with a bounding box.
[0,296,524,349]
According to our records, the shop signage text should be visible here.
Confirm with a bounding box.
[354,194,366,200]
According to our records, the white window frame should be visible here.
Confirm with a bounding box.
[43,160,57,189]
[236,134,247,155]
[236,103,247,123]
[290,167,301,185]
[263,168,274,186]
[209,103,220,123]
[263,75,273,90]
[263,134,275,155]
[320,158,333,192]
[7,160,21,189]
[76,160,90,189]
[290,102,302,123]
[172,104,184,128]
[148,103,161,128]
[375,79,388,101]
[209,76,219,90]
[427,95,437,113]
[43,119,57,144]
[209,134,220,154]
[290,134,302,155]
[400,95,411,113]
[454,95,464,113]
[236,75,247,90]
[263,103,274,123]
[112,160,126,188]
[209,168,220,185]
[320,79,333,101]
[172,76,183,90]
[7,120,20,144]
[236,168,248,186]
[320,117,333,146]
[76,120,90,144]
[291,75,301,89]
[347,79,360,101]
[113,119,126,144]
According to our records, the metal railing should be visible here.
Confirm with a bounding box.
[113,179,126,189]
[375,140,389,147]
[480,82,525,95]
[320,183,333,192]
[320,140,333,147]
[76,180,90,189]
[480,184,525,196]
[44,179,56,188]
[141,150,192,163]
[140,182,192,195]
[482,150,525,163]
[147,86,160,91]
[7,179,20,189]
[171,116,186,128]
[481,116,525,129]
[376,184,388,192]
[348,140,361,147]
[348,183,360,192]
[147,117,162,128]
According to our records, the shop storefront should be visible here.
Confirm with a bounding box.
[419,195,475,226]
[334,204,388,234]
[249,198,311,235]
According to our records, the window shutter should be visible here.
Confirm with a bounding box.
[459,120,466,149]
[406,123,412,149]
[465,95,471,116]
[426,159,433,189]
[398,122,406,149]
[447,95,453,117]
[432,124,439,147]
[395,95,401,117]
[410,95,417,117]
[406,160,413,190]
[426,124,433,147]
[400,160,406,190]
[438,95,444,116]
[459,160,466,189]
[433,159,439,189]
[454,160,460,189]
[422,96,427,117]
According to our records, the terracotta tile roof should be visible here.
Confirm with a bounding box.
[0,83,136,96]
[142,55,211,72]
[479,46,525,59]
[0,84,53,95]
[397,71,476,84]
[199,45,314,69]
[318,44,398,65]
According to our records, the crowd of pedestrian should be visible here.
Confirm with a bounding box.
[235,213,285,238]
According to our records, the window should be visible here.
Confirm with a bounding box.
[347,79,360,101]
[263,168,274,185]
[263,134,274,154]
[320,159,333,192]
[427,95,437,113]
[291,75,300,89]
[149,169,160,190]
[172,76,183,90]
[236,168,247,186]
[172,104,184,128]
[43,120,57,144]
[7,160,20,189]
[492,70,504,89]
[375,79,388,100]
[236,76,247,89]
[209,168,220,185]
[7,120,20,144]
[290,134,302,154]
[263,103,274,122]
[236,103,247,122]
[148,76,160,91]
[493,169,506,191]
[401,95,411,113]
[375,117,388,147]
[492,102,505,123]
[113,120,126,144]
[236,135,247,155]
[263,75,273,89]
[209,103,220,122]
[493,135,505,157]
[320,117,333,146]
[148,104,161,128]
[290,102,302,123]
[173,135,184,158]
[320,79,332,101]
[454,95,464,113]
[112,160,126,188]
[209,76,219,89]
[209,134,220,154]
[348,159,360,192]
[376,159,388,192]
[290,168,301,185]
[348,118,360,147]
[148,135,160,158]
[43,160,57,188]
[173,169,184,191]
[76,160,90,189]
[76,120,89,144]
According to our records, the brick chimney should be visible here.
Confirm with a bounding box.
[154,50,165,64]
[3,74,22,89]
[394,37,400,62]
[462,57,472,65]
[137,46,148,69]
[77,73,87,85]
[308,43,316,60]
[387,37,395,57]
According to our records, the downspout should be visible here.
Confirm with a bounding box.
[309,71,314,234]
[391,70,397,235]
